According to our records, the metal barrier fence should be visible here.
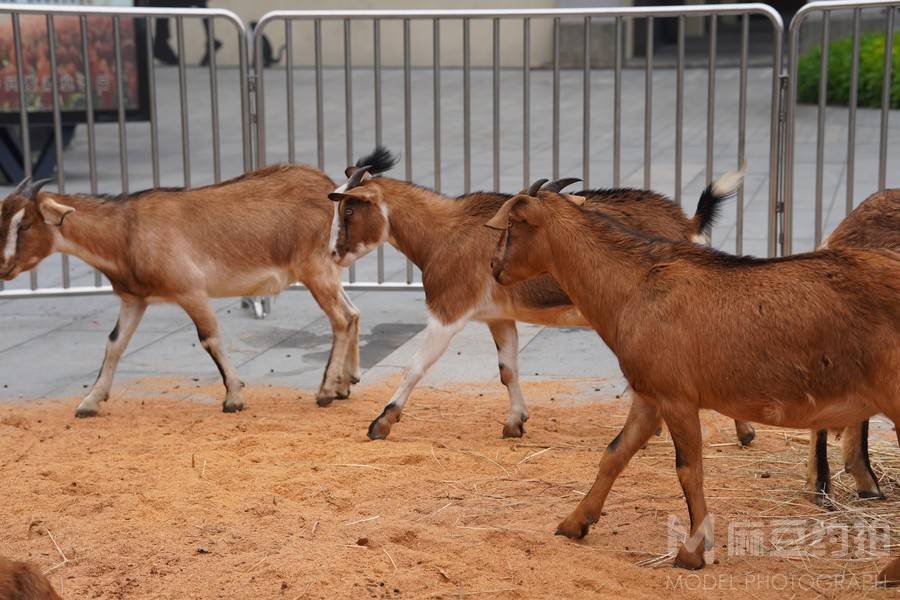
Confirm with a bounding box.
[5,2,899,300]
[783,0,899,254]
[254,4,784,292]
[0,4,250,299]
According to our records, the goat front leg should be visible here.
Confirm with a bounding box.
[368,314,468,440]
[734,420,755,446]
[842,420,883,499]
[487,320,529,438]
[75,297,147,417]
[806,429,834,508]
[663,404,711,570]
[556,394,660,539]
[305,270,359,406]
[177,294,244,413]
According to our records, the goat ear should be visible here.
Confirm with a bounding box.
[344,166,357,178]
[38,196,75,226]
[328,192,351,203]
[562,194,586,207]
[485,195,528,230]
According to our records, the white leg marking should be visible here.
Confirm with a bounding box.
[490,321,528,429]
[385,312,469,412]
[76,299,147,416]
[2,208,24,262]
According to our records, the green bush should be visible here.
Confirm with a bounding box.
[797,31,900,108]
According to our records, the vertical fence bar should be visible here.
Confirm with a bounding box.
[207,17,221,182]
[783,23,799,257]
[373,19,384,283]
[254,20,267,168]
[613,16,622,187]
[314,19,324,170]
[404,18,413,284]
[737,13,749,255]
[238,20,251,172]
[675,15,684,206]
[47,15,70,288]
[814,11,830,247]
[87,15,103,286]
[644,16,653,189]
[493,18,500,192]
[433,18,441,193]
[878,7,894,190]
[113,16,128,194]
[344,19,356,283]
[552,17,560,179]
[523,17,530,188]
[285,20,295,163]
[176,16,190,186]
[706,14,717,184]
[12,14,37,290]
[143,18,159,188]
[846,8,860,215]
[769,21,783,258]
[582,16,591,188]
[463,17,471,193]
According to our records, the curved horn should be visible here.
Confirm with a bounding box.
[345,165,371,190]
[12,176,32,196]
[541,177,582,193]
[24,178,54,200]
[526,178,549,196]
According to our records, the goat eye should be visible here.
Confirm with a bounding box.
[344,208,353,217]
[19,223,31,232]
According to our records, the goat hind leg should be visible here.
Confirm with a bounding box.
[368,314,467,440]
[76,298,147,417]
[843,420,883,499]
[805,429,835,509]
[487,320,529,438]
[664,405,711,570]
[556,394,660,539]
[339,288,361,384]
[178,294,244,413]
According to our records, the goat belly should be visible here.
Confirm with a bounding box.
[207,268,290,298]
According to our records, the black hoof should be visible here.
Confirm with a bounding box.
[502,422,525,438]
[75,408,98,418]
[739,430,756,446]
[859,490,885,500]
[316,395,335,407]
[367,419,390,440]
[350,374,361,385]
[222,402,244,413]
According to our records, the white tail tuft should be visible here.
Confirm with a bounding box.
[711,162,747,198]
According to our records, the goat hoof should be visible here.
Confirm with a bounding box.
[222,401,244,413]
[367,403,401,440]
[739,430,755,446]
[74,407,98,418]
[316,394,335,407]
[673,546,706,570]
[335,388,351,400]
[502,421,525,438]
[810,492,836,511]
[555,516,592,540]
[858,489,885,500]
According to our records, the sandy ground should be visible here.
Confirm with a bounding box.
[1,376,897,600]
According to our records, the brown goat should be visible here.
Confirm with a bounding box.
[0,168,360,416]
[486,190,900,570]
[806,188,900,506]
[0,557,61,600]
[328,148,753,444]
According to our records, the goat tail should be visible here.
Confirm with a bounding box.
[692,163,746,238]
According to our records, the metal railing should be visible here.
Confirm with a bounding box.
[8,3,896,300]
[253,4,784,293]
[783,0,899,254]
[0,4,250,299]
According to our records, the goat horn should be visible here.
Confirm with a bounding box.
[526,178,549,196]
[345,165,372,190]
[12,176,32,196]
[541,177,582,193]
[24,178,54,200]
